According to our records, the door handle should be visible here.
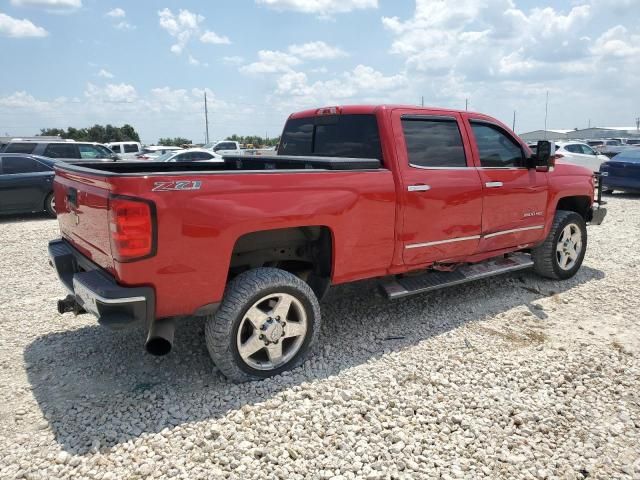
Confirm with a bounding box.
[407,184,431,192]
[485,182,503,188]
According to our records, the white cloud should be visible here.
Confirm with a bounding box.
[200,30,230,45]
[97,69,114,79]
[187,55,208,67]
[0,12,48,38]
[288,41,347,59]
[106,7,125,18]
[256,0,377,16]
[592,25,640,57]
[158,8,230,56]
[114,21,134,30]
[274,64,406,104]
[10,0,81,10]
[222,55,245,65]
[240,50,301,74]
[85,83,138,103]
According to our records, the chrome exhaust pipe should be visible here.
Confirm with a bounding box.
[145,318,175,356]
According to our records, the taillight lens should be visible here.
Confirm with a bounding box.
[108,196,155,261]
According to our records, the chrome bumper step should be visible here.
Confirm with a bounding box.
[380,253,534,300]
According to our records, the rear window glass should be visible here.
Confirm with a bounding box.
[5,143,36,154]
[279,114,382,159]
[401,118,466,168]
[124,143,139,153]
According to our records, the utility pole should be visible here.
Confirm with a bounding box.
[588,118,591,129]
[465,98,468,111]
[512,111,516,131]
[204,92,210,144]
[544,90,549,140]
[636,117,639,133]
[421,96,424,107]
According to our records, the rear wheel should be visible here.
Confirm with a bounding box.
[532,210,587,280]
[44,192,56,217]
[205,268,321,382]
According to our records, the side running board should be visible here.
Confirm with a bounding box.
[380,253,534,300]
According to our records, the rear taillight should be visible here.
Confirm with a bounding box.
[108,196,156,261]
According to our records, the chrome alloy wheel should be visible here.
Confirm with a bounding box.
[556,223,582,270]
[236,293,308,371]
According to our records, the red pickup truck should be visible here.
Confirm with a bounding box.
[49,105,606,382]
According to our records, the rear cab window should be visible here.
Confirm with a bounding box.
[278,114,382,160]
[124,143,139,153]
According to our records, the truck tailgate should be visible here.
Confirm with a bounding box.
[54,168,115,273]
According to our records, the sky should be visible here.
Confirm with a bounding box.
[0,0,638,144]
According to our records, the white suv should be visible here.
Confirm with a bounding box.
[555,141,608,172]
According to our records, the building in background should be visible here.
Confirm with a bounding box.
[519,127,640,143]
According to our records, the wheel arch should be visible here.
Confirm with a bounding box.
[228,225,335,299]
[554,195,591,220]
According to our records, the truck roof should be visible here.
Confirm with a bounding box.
[288,104,481,119]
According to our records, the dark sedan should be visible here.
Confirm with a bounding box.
[600,149,640,194]
[0,154,57,217]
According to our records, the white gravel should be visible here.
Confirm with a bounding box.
[1,195,639,479]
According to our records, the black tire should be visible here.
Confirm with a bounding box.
[532,210,587,280]
[205,268,321,382]
[44,192,56,217]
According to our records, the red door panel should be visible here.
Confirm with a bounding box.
[391,109,483,266]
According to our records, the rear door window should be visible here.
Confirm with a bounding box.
[279,114,382,159]
[1,156,50,174]
[5,143,37,154]
[44,143,79,158]
[401,118,467,168]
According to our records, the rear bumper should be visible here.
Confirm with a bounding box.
[48,239,154,329]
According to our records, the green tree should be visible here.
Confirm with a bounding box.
[158,137,192,146]
[37,124,141,143]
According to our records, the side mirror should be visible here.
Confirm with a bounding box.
[530,140,555,171]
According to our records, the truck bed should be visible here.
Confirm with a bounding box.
[56,155,382,175]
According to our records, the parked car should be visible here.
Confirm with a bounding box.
[2,141,118,162]
[595,139,630,158]
[626,139,640,146]
[48,104,606,382]
[135,146,183,160]
[555,141,608,172]
[204,140,243,156]
[600,148,640,193]
[105,141,142,160]
[0,154,57,217]
[156,148,222,162]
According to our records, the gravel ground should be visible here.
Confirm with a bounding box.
[0,195,639,480]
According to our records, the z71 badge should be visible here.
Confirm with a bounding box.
[152,180,202,192]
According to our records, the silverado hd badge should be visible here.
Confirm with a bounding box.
[152,180,202,192]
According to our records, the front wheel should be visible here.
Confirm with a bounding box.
[532,210,587,280]
[205,268,321,382]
